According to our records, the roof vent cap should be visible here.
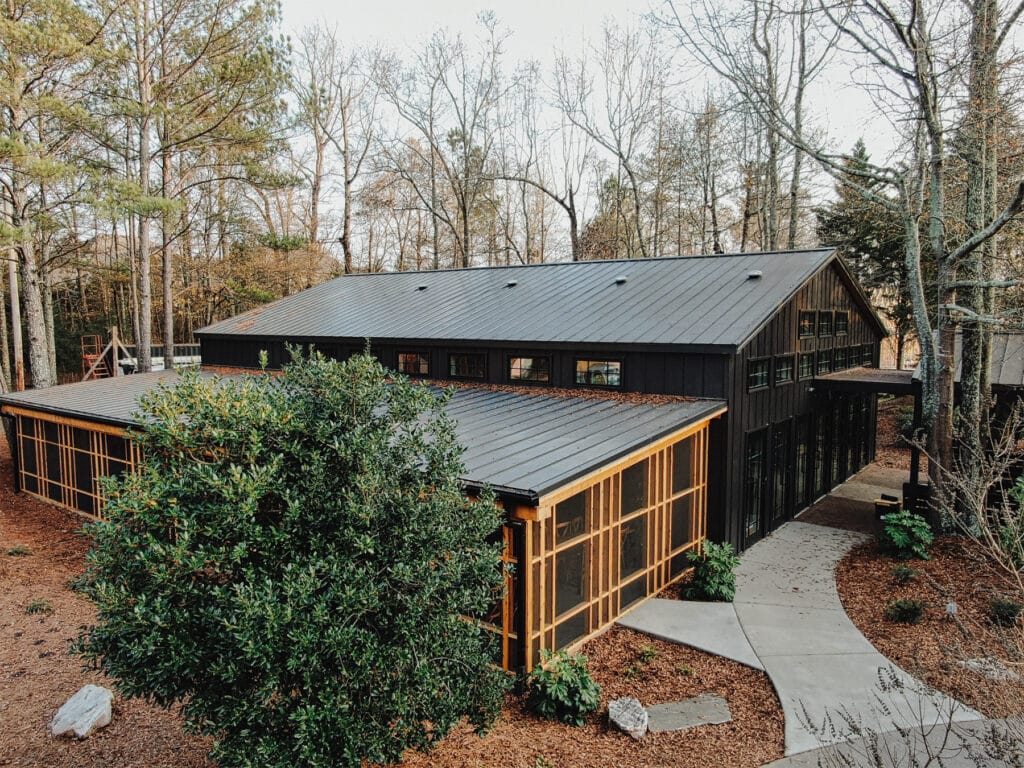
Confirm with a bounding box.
[614,276,628,285]
[747,270,763,280]
[416,284,428,291]
[506,279,518,288]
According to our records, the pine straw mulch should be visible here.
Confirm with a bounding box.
[875,395,928,473]
[836,535,1024,718]
[401,626,783,768]
[0,453,213,768]
[0,443,782,768]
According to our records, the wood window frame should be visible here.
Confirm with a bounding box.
[747,358,771,391]
[448,351,487,380]
[507,354,552,385]
[397,351,430,376]
[774,354,795,386]
[817,348,833,375]
[574,358,623,389]
[834,311,849,336]
[798,311,816,338]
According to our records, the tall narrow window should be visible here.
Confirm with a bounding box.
[798,353,815,380]
[508,356,551,383]
[774,355,795,385]
[834,311,849,335]
[745,430,768,539]
[798,311,816,338]
[834,347,849,370]
[449,352,486,379]
[818,311,833,337]
[397,352,429,376]
[817,349,833,375]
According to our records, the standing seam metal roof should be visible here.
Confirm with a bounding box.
[0,372,726,501]
[195,250,844,348]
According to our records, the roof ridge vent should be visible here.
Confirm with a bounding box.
[747,270,763,280]
[614,276,628,285]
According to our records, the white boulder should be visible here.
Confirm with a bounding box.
[50,684,113,738]
[608,696,648,739]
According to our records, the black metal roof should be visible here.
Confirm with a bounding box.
[0,372,725,502]
[196,249,878,350]
[814,367,917,395]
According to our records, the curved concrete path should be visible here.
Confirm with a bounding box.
[618,521,982,756]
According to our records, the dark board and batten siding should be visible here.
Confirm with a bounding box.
[715,261,883,549]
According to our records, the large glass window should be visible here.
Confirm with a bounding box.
[509,356,551,383]
[397,352,429,376]
[771,424,791,524]
[621,460,648,514]
[834,311,849,336]
[834,347,849,370]
[818,311,834,337]
[574,359,622,387]
[748,359,770,391]
[449,352,486,379]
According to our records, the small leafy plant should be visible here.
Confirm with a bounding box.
[890,564,919,585]
[677,662,693,676]
[879,511,934,560]
[26,599,53,615]
[526,650,601,727]
[988,597,1023,628]
[885,598,925,624]
[638,644,659,664]
[686,541,740,602]
[6,544,31,556]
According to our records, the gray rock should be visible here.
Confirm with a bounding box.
[608,696,648,739]
[647,694,731,733]
[50,685,113,738]
[957,657,1021,682]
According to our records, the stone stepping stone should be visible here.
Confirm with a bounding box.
[647,694,731,733]
[957,657,1020,682]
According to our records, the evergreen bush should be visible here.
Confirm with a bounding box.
[885,598,925,624]
[74,352,510,768]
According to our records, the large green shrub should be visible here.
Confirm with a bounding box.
[879,510,934,560]
[526,650,601,726]
[74,352,510,768]
[685,541,741,602]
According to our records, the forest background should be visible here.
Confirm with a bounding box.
[2,0,1023,390]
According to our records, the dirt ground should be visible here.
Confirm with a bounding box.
[837,536,1024,718]
[0,444,783,768]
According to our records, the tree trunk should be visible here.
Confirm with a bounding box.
[0,253,10,392]
[20,240,53,388]
[161,140,175,369]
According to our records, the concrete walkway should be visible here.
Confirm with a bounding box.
[618,501,983,756]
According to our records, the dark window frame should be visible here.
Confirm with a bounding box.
[774,354,795,386]
[834,347,849,371]
[506,354,552,384]
[817,348,833,375]
[448,351,487,380]
[817,311,834,337]
[747,358,771,391]
[798,353,815,380]
[798,311,817,338]
[397,351,430,376]
[834,311,849,336]
[573,357,623,388]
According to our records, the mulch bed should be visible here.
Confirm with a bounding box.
[0,442,783,768]
[836,535,1024,718]
[402,627,783,768]
[875,396,927,472]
